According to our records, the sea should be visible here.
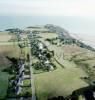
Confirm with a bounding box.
[0,15,95,48]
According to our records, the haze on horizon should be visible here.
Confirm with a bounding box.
[0,0,95,18]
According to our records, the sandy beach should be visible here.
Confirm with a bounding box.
[70,33,95,49]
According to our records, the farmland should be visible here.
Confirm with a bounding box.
[0,31,17,42]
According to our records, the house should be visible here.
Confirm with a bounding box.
[19,71,24,79]
[49,65,54,70]
[44,60,54,71]
[19,64,25,74]
[14,77,23,86]
[44,60,50,65]
[38,53,42,59]
[15,86,22,95]
[18,59,25,67]
[38,42,43,50]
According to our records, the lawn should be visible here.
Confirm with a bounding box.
[22,47,29,60]
[34,60,88,100]
[23,79,31,86]
[19,87,32,97]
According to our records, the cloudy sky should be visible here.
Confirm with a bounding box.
[0,0,95,18]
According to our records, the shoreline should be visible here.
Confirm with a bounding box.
[70,33,95,49]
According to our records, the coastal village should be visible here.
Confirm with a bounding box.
[0,25,95,100]
[6,27,56,100]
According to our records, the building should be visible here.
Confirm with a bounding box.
[15,86,22,95]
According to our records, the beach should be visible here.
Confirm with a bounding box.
[71,33,95,49]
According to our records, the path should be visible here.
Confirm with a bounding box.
[28,41,36,100]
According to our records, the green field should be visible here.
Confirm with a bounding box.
[34,60,88,100]
[33,32,91,100]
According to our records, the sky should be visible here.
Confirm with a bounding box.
[0,0,95,18]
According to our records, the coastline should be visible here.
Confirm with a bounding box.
[70,33,95,49]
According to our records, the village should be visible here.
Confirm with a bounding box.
[6,28,56,100]
[6,29,32,99]
[1,25,95,100]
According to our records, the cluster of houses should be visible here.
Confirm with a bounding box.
[29,32,55,71]
[37,42,54,71]
[7,59,31,98]
[6,29,32,99]
[9,59,25,95]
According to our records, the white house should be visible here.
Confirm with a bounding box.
[19,64,25,74]
[15,86,22,95]
[15,77,23,86]
[38,43,43,50]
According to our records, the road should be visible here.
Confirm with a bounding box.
[28,42,36,100]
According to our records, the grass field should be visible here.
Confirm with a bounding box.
[0,31,16,42]
[0,31,9,34]
[34,60,88,100]
[33,32,90,100]
[25,27,48,32]
[37,32,58,39]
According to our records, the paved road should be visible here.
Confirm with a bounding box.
[28,42,36,100]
